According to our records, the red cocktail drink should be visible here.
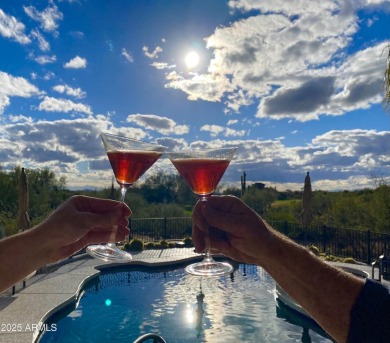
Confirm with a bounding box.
[170,158,230,198]
[108,150,163,187]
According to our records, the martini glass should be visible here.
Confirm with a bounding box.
[87,133,166,262]
[166,147,237,276]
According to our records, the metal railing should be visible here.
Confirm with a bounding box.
[128,217,390,264]
[129,217,193,243]
[269,221,390,264]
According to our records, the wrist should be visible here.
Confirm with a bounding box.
[26,222,56,267]
[255,219,295,269]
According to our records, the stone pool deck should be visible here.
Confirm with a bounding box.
[0,248,389,343]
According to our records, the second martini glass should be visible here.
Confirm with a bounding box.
[167,147,237,276]
[87,132,166,262]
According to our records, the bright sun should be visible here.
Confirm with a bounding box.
[185,51,200,69]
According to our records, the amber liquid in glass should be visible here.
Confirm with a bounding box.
[108,150,163,186]
[171,158,230,197]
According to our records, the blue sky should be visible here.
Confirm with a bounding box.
[0,0,390,191]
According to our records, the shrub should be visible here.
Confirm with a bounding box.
[145,242,155,249]
[160,240,169,249]
[343,257,357,264]
[308,244,320,256]
[126,239,144,251]
[183,237,193,247]
[324,254,342,262]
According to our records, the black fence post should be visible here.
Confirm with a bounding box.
[283,221,288,235]
[163,217,167,240]
[128,218,132,241]
[322,225,327,253]
[366,230,371,264]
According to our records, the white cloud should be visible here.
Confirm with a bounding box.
[53,84,86,98]
[0,9,31,44]
[0,116,155,188]
[69,31,84,39]
[257,42,388,121]
[30,29,50,51]
[201,124,246,137]
[43,71,55,80]
[34,55,57,65]
[23,4,63,33]
[143,45,163,59]
[126,114,189,135]
[185,130,390,190]
[161,0,389,122]
[0,72,41,114]
[165,71,231,102]
[38,96,92,115]
[121,48,134,63]
[0,111,388,190]
[225,128,246,137]
[150,62,176,70]
[0,72,40,97]
[227,119,238,125]
[200,124,225,137]
[63,56,87,69]
[228,0,338,15]
[0,94,11,114]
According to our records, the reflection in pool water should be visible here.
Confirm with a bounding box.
[39,262,332,343]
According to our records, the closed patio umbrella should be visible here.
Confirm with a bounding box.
[17,168,31,232]
[300,172,313,227]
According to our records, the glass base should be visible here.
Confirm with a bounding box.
[185,256,233,276]
[86,243,132,263]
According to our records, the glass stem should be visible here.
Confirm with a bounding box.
[199,195,214,262]
[119,185,127,202]
[107,185,127,248]
[204,229,214,262]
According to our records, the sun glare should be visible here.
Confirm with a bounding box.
[185,51,200,69]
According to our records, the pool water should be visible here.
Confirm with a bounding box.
[39,262,332,343]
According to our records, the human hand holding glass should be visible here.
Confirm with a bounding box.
[87,133,166,262]
[166,147,237,276]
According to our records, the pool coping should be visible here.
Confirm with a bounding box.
[0,249,389,343]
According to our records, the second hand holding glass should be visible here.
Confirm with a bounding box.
[87,133,167,262]
[167,147,237,276]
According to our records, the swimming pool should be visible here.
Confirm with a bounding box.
[39,261,332,343]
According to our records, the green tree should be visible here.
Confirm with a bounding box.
[242,187,278,215]
[369,185,390,233]
[222,186,241,198]
[265,200,300,223]
[310,191,334,226]
[0,167,18,213]
[26,167,68,221]
[330,192,370,230]
[139,172,177,203]
[175,176,196,206]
